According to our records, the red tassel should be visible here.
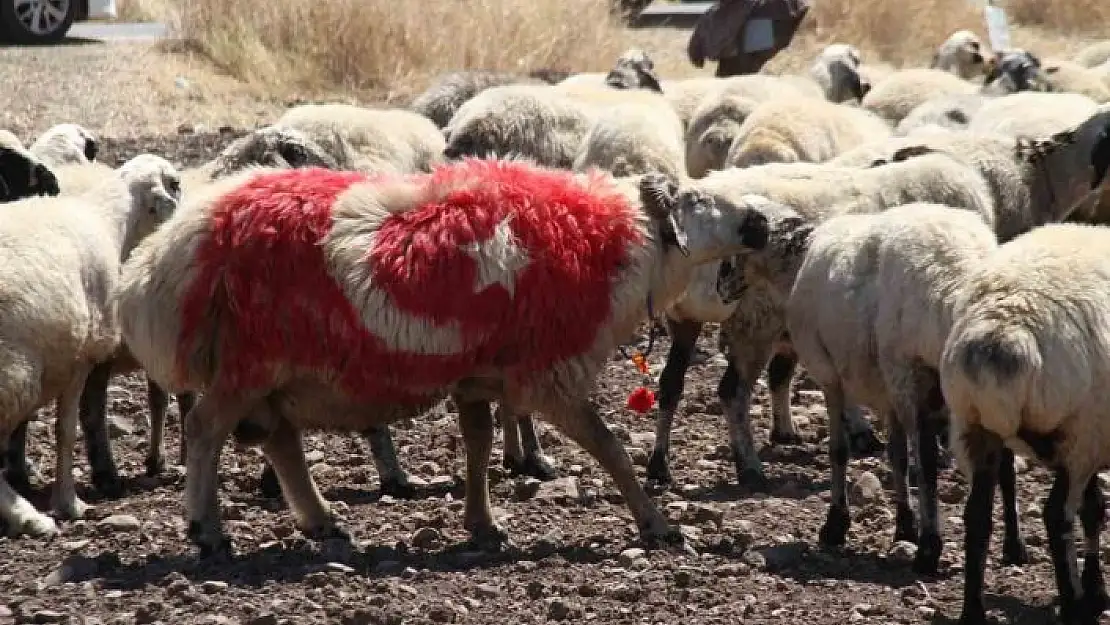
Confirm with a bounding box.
[626,386,655,414]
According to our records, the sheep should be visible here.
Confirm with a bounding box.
[0,129,24,151]
[0,142,60,202]
[113,159,773,556]
[409,71,553,129]
[724,98,892,169]
[931,29,988,80]
[646,114,1110,489]
[895,93,987,136]
[1074,40,1110,69]
[558,48,663,93]
[685,93,761,178]
[573,101,686,179]
[809,43,870,104]
[861,68,979,124]
[1040,58,1110,103]
[938,224,1110,625]
[967,91,1099,141]
[662,74,823,129]
[784,203,1028,576]
[442,85,598,167]
[275,104,445,175]
[0,153,179,538]
[981,48,1052,95]
[28,123,98,167]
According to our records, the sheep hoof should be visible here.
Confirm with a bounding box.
[92,469,125,498]
[51,495,90,522]
[467,524,511,553]
[143,454,166,478]
[380,476,419,499]
[258,466,283,500]
[1001,537,1030,566]
[770,430,803,446]
[849,429,885,458]
[819,504,850,547]
[893,504,918,543]
[188,521,233,559]
[8,512,59,538]
[504,454,559,481]
[912,532,942,576]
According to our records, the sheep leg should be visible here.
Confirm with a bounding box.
[547,396,683,548]
[767,350,801,445]
[50,366,92,521]
[645,319,703,489]
[502,410,558,480]
[910,412,942,576]
[1078,474,1107,620]
[364,424,419,498]
[77,361,123,497]
[818,381,852,547]
[144,377,169,477]
[175,392,196,466]
[261,415,346,541]
[0,426,57,537]
[721,344,775,491]
[886,415,917,546]
[4,419,35,497]
[957,424,1002,625]
[184,390,258,558]
[455,395,507,551]
[998,447,1030,566]
[1043,467,1092,625]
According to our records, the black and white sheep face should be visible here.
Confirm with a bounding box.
[0,148,60,202]
[639,174,770,264]
[713,206,811,302]
[604,48,663,93]
[984,49,1049,93]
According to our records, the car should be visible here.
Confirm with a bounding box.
[0,0,116,45]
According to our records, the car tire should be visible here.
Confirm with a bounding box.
[0,0,77,44]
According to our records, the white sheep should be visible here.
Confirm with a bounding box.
[573,101,686,179]
[809,43,870,104]
[725,97,893,169]
[684,93,761,178]
[1040,58,1110,103]
[1074,40,1110,68]
[0,153,179,538]
[114,160,774,556]
[939,224,1110,625]
[862,68,979,124]
[786,203,1027,576]
[966,91,1099,141]
[662,74,823,129]
[894,93,987,136]
[931,29,989,80]
[28,123,98,167]
[0,129,25,151]
[557,48,663,93]
[275,103,445,175]
[410,70,552,129]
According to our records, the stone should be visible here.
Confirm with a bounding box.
[201,580,229,593]
[410,527,444,549]
[534,477,579,503]
[849,471,883,506]
[618,548,646,567]
[97,514,141,532]
[888,540,918,563]
[545,598,577,621]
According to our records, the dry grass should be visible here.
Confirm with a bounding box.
[114,0,174,22]
[1001,0,1110,37]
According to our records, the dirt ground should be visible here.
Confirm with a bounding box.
[0,36,1106,625]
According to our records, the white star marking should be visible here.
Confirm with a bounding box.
[462,214,531,297]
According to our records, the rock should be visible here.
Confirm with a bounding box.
[688,503,724,527]
[410,527,444,549]
[97,514,141,532]
[916,606,936,619]
[535,477,579,503]
[525,580,545,600]
[474,584,500,599]
[0,605,11,619]
[107,416,135,438]
[606,584,641,602]
[630,431,656,447]
[713,563,750,577]
[849,471,883,505]
[726,519,758,552]
[939,481,968,505]
[741,550,766,570]
[514,477,542,500]
[888,540,918,563]
[673,569,694,587]
[40,555,98,588]
[133,601,162,625]
[625,446,649,466]
[30,610,67,624]
[694,459,718,470]
[618,547,646,567]
[545,598,578,621]
[201,580,229,594]
[325,562,355,574]
[426,604,456,623]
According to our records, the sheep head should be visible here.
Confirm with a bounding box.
[119,153,181,224]
[604,48,663,93]
[640,173,770,265]
[31,123,98,165]
[209,126,345,179]
[714,200,812,302]
[815,43,869,102]
[0,147,60,202]
[933,30,987,79]
[1020,107,1110,219]
[983,49,1049,94]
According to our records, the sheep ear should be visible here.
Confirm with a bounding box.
[891,144,935,162]
[34,163,60,197]
[1092,127,1110,190]
[638,67,664,93]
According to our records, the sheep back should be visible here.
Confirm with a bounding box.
[118,160,650,404]
[862,68,978,124]
[573,101,686,179]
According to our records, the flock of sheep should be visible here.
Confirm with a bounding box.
[2,27,1110,625]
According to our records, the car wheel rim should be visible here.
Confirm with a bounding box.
[14,0,70,35]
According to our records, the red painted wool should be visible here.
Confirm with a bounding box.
[177,161,645,403]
